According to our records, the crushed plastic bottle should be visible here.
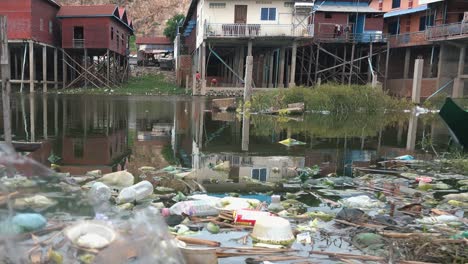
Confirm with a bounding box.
[88,182,111,205]
[116,180,154,204]
[162,199,220,217]
[267,195,284,213]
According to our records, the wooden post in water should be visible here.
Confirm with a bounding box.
[243,55,253,102]
[1,16,12,145]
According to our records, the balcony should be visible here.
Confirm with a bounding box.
[388,32,430,48]
[426,22,468,41]
[315,23,386,43]
[73,39,85,48]
[204,23,314,38]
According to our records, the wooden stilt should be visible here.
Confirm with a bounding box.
[307,46,313,86]
[42,45,47,92]
[384,44,390,90]
[348,43,355,86]
[268,51,274,88]
[314,43,320,84]
[54,48,58,89]
[1,16,12,145]
[289,41,297,87]
[341,45,347,84]
[62,49,67,89]
[29,40,34,92]
[84,48,88,88]
[367,42,373,84]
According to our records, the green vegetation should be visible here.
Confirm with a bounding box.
[250,84,412,113]
[162,144,180,165]
[163,14,185,41]
[129,35,137,53]
[60,74,186,96]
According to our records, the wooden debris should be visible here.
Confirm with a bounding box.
[176,236,221,247]
[334,219,386,230]
[378,232,441,239]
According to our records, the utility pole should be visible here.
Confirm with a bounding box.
[1,16,12,145]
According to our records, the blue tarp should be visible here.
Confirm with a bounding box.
[384,4,428,18]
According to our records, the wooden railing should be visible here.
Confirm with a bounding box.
[426,21,468,40]
[205,23,314,38]
[73,39,85,48]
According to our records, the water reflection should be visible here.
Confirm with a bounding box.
[3,94,452,185]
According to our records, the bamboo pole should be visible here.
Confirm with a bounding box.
[1,16,12,145]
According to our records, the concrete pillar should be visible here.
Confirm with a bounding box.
[406,111,418,151]
[278,47,285,88]
[43,95,47,139]
[29,41,34,92]
[201,42,206,95]
[384,44,390,89]
[453,46,466,98]
[29,93,35,142]
[403,47,411,79]
[62,49,67,89]
[54,48,58,89]
[1,16,12,145]
[289,41,297,87]
[42,46,47,92]
[412,59,424,104]
[244,55,253,102]
[238,46,245,86]
[54,95,58,136]
[247,40,252,56]
[268,51,274,88]
[84,49,88,88]
[192,73,196,95]
[241,114,250,152]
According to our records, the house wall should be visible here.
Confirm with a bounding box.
[31,0,60,46]
[61,17,131,55]
[0,0,32,40]
[196,0,303,48]
[370,0,425,12]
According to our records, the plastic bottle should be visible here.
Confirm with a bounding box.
[116,180,153,204]
[267,195,284,213]
[162,199,219,217]
[88,182,111,204]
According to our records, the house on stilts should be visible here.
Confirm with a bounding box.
[0,1,134,91]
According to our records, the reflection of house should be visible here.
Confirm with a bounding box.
[192,153,304,183]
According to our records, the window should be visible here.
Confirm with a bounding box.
[73,26,84,39]
[39,18,44,31]
[261,8,276,21]
[419,15,434,31]
[325,12,332,19]
[388,20,399,35]
[284,2,294,7]
[111,27,114,40]
[49,21,53,34]
[209,3,226,8]
[392,0,400,9]
[252,168,267,182]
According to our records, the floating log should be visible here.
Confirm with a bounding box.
[176,236,221,247]
[264,102,305,115]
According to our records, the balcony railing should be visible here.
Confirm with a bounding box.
[315,32,387,43]
[388,31,429,47]
[205,23,314,38]
[73,39,85,48]
[426,22,468,41]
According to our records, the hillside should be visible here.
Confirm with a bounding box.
[56,0,191,36]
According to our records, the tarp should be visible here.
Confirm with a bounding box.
[384,4,428,18]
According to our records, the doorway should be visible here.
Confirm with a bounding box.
[234,5,247,24]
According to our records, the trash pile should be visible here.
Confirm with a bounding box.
[1,144,467,263]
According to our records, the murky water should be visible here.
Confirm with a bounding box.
[2,94,452,182]
[0,94,461,263]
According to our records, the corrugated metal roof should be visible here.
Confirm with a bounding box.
[44,0,60,8]
[316,3,383,13]
[136,37,172,45]
[56,5,118,18]
[384,5,428,18]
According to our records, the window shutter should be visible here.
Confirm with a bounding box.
[269,8,276,20]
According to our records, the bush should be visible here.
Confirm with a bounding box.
[251,84,412,114]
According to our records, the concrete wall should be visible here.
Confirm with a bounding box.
[387,78,437,97]
[196,0,306,48]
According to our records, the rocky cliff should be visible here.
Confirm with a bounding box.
[56,0,191,36]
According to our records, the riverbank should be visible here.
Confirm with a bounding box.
[59,73,187,96]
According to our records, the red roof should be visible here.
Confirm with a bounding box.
[136,37,172,45]
[57,4,118,17]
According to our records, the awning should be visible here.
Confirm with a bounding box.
[384,4,428,18]
[419,0,444,4]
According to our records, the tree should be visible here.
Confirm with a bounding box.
[163,14,185,41]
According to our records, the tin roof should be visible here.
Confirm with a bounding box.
[136,37,172,45]
[44,0,60,8]
[384,4,428,18]
[56,4,118,18]
[315,2,383,13]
